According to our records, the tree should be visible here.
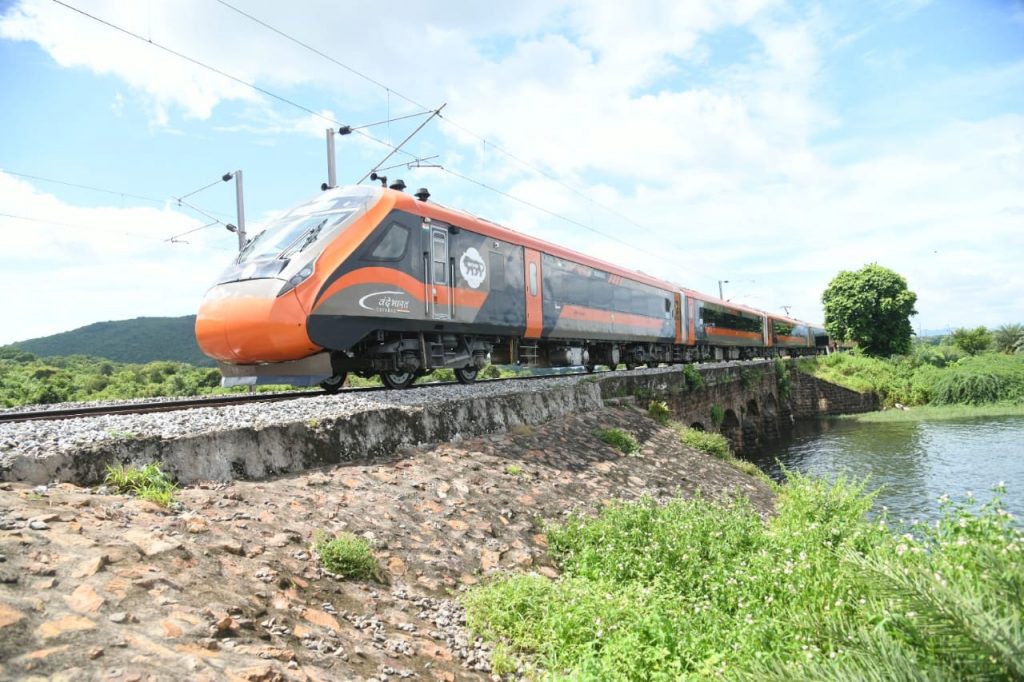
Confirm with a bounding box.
[949,327,991,356]
[821,264,918,357]
[992,324,1024,354]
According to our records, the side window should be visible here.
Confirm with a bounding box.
[432,231,447,284]
[369,222,409,260]
[529,262,538,296]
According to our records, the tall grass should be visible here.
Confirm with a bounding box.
[800,352,1024,407]
[463,476,1023,680]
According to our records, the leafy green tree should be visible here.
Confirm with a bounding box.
[992,323,1024,354]
[821,264,918,357]
[949,326,992,356]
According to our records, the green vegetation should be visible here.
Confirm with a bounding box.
[463,476,1023,680]
[683,364,705,391]
[313,532,381,581]
[710,403,725,427]
[993,324,1024,354]
[104,462,178,507]
[647,399,671,425]
[6,316,213,366]
[822,264,918,356]
[504,463,524,476]
[0,350,231,406]
[799,351,1024,408]
[677,425,730,459]
[949,326,992,355]
[843,403,1024,423]
[773,358,791,401]
[674,424,766,480]
[597,428,640,455]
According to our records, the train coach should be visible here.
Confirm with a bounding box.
[195,184,827,390]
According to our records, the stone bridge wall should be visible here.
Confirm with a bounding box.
[597,360,878,455]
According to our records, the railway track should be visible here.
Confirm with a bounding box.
[0,369,604,425]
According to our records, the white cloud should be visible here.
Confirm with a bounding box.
[0,172,237,343]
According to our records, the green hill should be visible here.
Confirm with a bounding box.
[6,316,215,366]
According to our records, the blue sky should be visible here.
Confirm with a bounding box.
[1,0,1022,345]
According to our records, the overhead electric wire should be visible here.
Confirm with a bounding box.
[0,211,233,251]
[52,0,707,276]
[212,0,663,237]
[2,167,235,220]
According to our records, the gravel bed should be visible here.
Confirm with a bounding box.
[0,361,769,462]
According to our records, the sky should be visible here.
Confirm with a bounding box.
[0,0,1022,345]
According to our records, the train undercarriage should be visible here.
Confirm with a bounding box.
[314,330,823,392]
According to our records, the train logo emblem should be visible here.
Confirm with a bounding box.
[460,248,486,289]
[358,291,411,314]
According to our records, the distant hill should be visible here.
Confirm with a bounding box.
[6,316,215,366]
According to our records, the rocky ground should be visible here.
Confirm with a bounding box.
[0,403,774,681]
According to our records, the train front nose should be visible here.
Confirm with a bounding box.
[195,280,321,363]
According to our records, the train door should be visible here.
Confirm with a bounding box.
[523,248,542,338]
[674,292,683,344]
[429,225,450,320]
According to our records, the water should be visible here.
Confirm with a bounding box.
[744,416,1024,524]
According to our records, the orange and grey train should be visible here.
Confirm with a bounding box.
[195,185,828,391]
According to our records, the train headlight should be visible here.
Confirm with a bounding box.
[278,263,314,296]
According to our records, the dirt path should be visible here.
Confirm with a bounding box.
[0,405,774,681]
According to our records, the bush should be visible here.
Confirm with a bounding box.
[464,476,1024,680]
[647,400,671,425]
[678,427,731,459]
[683,364,704,391]
[313,532,381,581]
[710,403,725,427]
[597,428,640,455]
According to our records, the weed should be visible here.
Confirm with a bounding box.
[774,357,792,401]
[306,418,320,428]
[464,476,1024,680]
[677,427,730,459]
[740,367,759,389]
[710,403,725,427]
[504,463,524,476]
[489,642,519,677]
[597,428,640,455]
[647,399,671,425]
[313,532,381,582]
[634,386,655,402]
[683,364,705,391]
[104,462,177,507]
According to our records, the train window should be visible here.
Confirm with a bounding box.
[664,298,671,313]
[529,262,538,296]
[432,232,447,284]
[369,223,409,261]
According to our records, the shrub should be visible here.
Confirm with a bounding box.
[683,364,704,391]
[647,400,671,425]
[597,428,640,455]
[504,463,523,476]
[710,403,725,427]
[464,476,1024,680]
[104,462,178,507]
[774,357,792,401]
[678,427,730,459]
[313,532,381,581]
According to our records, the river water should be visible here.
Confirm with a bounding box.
[743,416,1024,524]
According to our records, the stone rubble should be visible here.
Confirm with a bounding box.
[0,402,774,680]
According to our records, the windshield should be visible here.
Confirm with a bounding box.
[235,187,378,264]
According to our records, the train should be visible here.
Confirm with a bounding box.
[195,183,828,390]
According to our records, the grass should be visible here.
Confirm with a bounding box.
[104,461,178,507]
[674,424,769,482]
[313,532,381,581]
[597,427,640,455]
[504,463,524,476]
[647,399,671,425]
[463,476,1024,680]
[842,402,1024,423]
[799,351,1024,408]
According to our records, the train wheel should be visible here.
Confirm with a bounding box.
[319,372,347,394]
[454,367,478,384]
[380,370,416,390]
